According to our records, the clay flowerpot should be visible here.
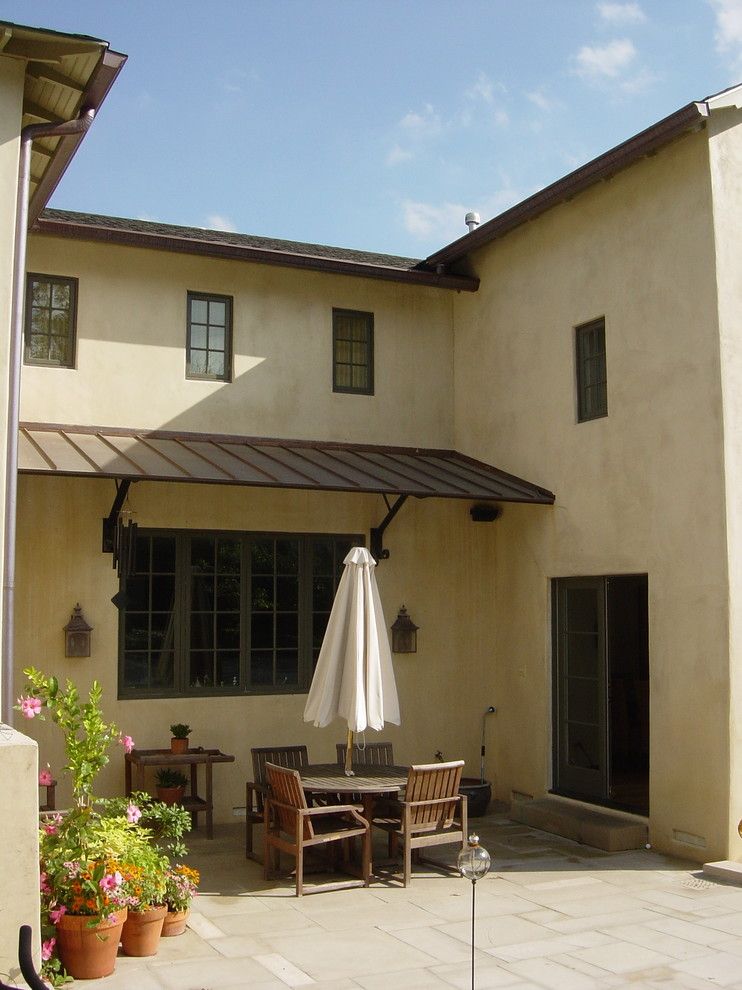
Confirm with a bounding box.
[156,784,185,805]
[161,907,189,937]
[121,904,167,957]
[55,908,127,980]
[170,737,188,754]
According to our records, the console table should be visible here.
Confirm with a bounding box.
[125,747,235,838]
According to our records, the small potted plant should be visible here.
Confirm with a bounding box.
[162,864,200,936]
[169,723,191,754]
[155,768,188,806]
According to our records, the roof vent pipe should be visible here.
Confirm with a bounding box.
[465,211,481,233]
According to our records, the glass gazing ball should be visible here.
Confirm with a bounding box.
[458,833,491,880]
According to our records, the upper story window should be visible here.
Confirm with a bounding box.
[186,292,232,381]
[333,308,374,395]
[24,273,77,368]
[575,317,607,422]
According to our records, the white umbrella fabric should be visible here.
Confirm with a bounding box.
[303,546,400,774]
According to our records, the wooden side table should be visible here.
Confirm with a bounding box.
[125,747,235,838]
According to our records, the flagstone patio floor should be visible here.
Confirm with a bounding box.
[83,813,742,989]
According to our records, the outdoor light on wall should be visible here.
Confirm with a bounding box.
[391,605,418,653]
[64,603,92,658]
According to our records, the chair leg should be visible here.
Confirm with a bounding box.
[296,845,304,897]
[403,839,412,887]
[263,838,271,881]
[361,828,371,886]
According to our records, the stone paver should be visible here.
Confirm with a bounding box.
[74,814,742,989]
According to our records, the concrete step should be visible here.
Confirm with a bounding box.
[704,860,742,885]
[510,796,648,852]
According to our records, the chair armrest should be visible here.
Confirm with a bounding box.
[304,804,364,818]
[401,795,463,808]
[246,780,268,812]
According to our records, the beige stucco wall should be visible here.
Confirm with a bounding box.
[707,106,742,858]
[453,125,735,862]
[15,474,497,823]
[23,237,455,448]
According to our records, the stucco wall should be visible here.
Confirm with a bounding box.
[22,237,455,448]
[453,126,734,861]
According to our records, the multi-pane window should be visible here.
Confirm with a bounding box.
[24,273,77,367]
[575,317,607,422]
[333,308,374,394]
[119,530,358,697]
[186,292,232,381]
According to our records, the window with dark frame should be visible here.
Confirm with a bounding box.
[575,317,607,422]
[186,292,232,381]
[24,273,77,368]
[119,529,359,698]
[333,308,374,394]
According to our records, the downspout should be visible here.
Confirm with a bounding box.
[1,108,95,724]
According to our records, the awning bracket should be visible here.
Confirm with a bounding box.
[370,494,408,562]
[102,479,131,553]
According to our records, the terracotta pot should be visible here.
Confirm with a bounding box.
[161,907,189,937]
[156,785,185,805]
[121,904,167,957]
[55,909,127,980]
[170,737,188,754]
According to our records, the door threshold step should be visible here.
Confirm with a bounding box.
[510,796,648,852]
[703,861,742,885]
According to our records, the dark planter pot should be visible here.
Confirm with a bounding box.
[459,778,492,817]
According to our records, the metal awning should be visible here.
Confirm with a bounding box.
[19,423,555,505]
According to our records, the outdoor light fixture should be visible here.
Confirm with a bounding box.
[391,605,418,653]
[458,833,491,990]
[64,603,92,658]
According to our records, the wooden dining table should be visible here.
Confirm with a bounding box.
[299,761,408,824]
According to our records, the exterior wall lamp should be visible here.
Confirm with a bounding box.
[64,603,92,657]
[391,605,418,653]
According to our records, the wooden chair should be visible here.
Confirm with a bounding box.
[336,741,394,767]
[245,745,308,860]
[372,760,467,887]
[264,762,371,896]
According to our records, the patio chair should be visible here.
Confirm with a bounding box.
[245,745,308,860]
[372,760,467,887]
[263,762,371,896]
[336,740,394,767]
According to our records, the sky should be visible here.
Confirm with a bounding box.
[4,0,742,258]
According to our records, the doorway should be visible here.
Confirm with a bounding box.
[552,574,649,815]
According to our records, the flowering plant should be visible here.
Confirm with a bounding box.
[163,864,200,912]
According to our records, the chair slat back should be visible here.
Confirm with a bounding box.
[406,760,464,828]
[252,745,308,785]
[265,763,314,840]
[336,741,394,767]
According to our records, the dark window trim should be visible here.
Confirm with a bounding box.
[332,307,374,395]
[575,316,607,423]
[24,272,78,369]
[186,290,233,383]
[118,527,363,700]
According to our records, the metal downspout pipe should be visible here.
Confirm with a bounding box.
[1,108,95,724]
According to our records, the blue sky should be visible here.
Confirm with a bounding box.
[5,1,742,257]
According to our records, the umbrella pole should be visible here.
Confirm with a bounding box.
[345,727,355,776]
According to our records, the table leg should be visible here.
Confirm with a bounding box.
[136,763,146,792]
[362,794,375,874]
[190,763,198,830]
[206,759,214,839]
[125,757,132,797]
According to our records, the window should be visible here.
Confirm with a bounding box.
[333,308,373,394]
[24,273,77,367]
[186,292,232,381]
[119,530,359,697]
[575,317,607,422]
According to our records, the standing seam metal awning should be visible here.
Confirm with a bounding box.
[18,423,555,504]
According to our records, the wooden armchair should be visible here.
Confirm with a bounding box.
[336,741,394,767]
[245,745,308,860]
[264,762,371,896]
[372,760,467,887]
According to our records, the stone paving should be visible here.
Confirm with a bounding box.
[84,814,742,989]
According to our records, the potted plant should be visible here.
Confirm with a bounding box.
[170,723,191,754]
[118,841,169,957]
[156,767,188,805]
[162,864,200,936]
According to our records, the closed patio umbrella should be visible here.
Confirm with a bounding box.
[303,546,400,774]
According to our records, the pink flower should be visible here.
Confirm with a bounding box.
[119,734,135,754]
[49,905,66,925]
[43,822,58,836]
[38,767,54,787]
[99,871,122,892]
[126,803,142,824]
[17,695,42,719]
[108,913,118,925]
[39,871,51,894]
[41,938,55,962]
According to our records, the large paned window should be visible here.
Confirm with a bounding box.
[575,317,607,422]
[119,530,359,697]
[186,292,232,381]
[333,308,374,394]
[24,273,77,367]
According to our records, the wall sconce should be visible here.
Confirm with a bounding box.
[391,605,418,653]
[64,603,92,658]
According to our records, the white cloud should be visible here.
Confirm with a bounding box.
[710,0,742,67]
[386,144,413,166]
[399,103,442,139]
[465,71,496,104]
[527,89,560,111]
[573,38,637,78]
[402,188,526,243]
[204,214,237,232]
[597,2,646,24]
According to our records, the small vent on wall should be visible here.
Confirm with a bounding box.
[672,829,707,848]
